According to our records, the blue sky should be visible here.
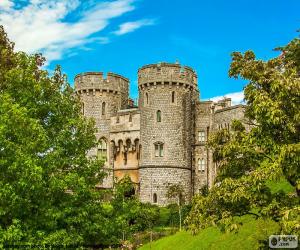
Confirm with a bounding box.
[1,0,299,103]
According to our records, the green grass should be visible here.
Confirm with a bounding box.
[138,215,280,250]
[138,178,293,250]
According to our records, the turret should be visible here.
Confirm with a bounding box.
[75,71,129,188]
[138,62,199,205]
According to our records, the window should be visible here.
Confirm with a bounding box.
[129,113,132,122]
[102,102,106,115]
[145,92,149,105]
[171,91,175,103]
[82,102,85,115]
[155,143,163,157]
[198,131,205,142]
[98,139,107,161]
[198,158,205,172]
[153,193,157,203]
[156,110,161,122]
[116,116,120,123]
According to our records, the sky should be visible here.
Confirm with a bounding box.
[0,0,299,104]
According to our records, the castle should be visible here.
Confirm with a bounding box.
[75,62,245,206]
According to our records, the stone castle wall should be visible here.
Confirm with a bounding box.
[110,109,140,184]
[138,63,198,205]
[139,168,191,205]
[193,101,213,193]
[74,63,246,206]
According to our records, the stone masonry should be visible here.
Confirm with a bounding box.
[74,62,246,206]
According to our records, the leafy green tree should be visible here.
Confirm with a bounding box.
[186,33,300,235]
[111,176,159,243]
[0,26,108,246]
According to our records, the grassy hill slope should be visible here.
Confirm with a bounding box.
[139,215,279,250]
[139,179,294,250]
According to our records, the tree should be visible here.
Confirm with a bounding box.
[167,183,185,231]
[0,26,108,246]
[186,32,300,235]
[109,176,159,246]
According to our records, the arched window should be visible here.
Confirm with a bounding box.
[102,102,106,115]
[198,158,205,172]
[154,142,164,157]
[98,138,107,161]
[156,110,161,122]
[153,193,157,203]
[171,91,175,103]
[125,139,131,151]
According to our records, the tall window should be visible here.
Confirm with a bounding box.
[129,113,132,122]
[153,193,157,203]
[98,139,107,161]
[198,131,205,142]
[82,102,85,115]
[156,110,161,122]
[102,102,106,115]
[171,91,175,103]
[198,158,205,172]
[155,143,163,157]
[145,93,149,105]
[116,116,120,123]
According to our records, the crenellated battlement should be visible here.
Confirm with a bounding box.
[138,62,198,90]
[75,72,129,94]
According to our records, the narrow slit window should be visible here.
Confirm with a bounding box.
[146,93,149,105]
[157,110,161,122]
[153,193,157,203]
[102,102,106,115]
[171,91,175,103]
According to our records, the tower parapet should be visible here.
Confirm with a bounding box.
[138,62,198,91]
[75,72,129,110]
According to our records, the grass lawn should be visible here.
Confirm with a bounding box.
[139,178,293,250]
[139,215,280,250]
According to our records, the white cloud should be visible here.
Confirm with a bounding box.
[0,0,14,10]
[113,19,155,35]
[207,91,245,105]
[0,0,139,63]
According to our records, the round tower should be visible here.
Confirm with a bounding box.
[75,72,129,187]
[138,62,199,205]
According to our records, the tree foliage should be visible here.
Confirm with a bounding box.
[104,176,159,246]
[0,26,110,246]
[186,33,300,235]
